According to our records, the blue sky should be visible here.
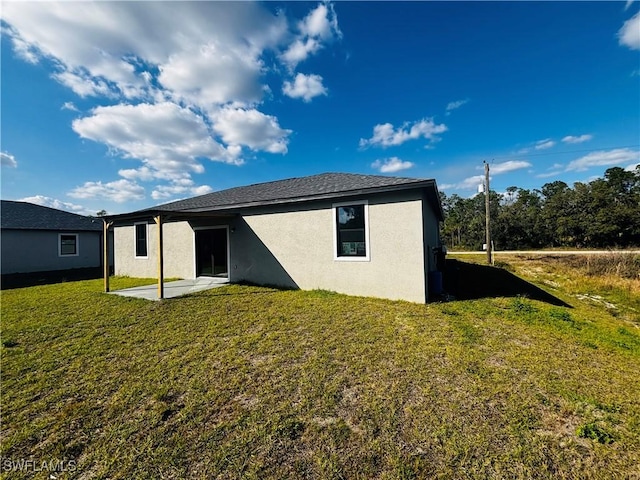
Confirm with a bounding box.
[1,1,639,215]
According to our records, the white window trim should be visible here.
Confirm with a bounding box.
[332,200,370,262]
[134,222,149,259]
[58,233,79,257]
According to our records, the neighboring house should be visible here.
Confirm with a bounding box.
[107,173,445,303]
[1,200,111,284]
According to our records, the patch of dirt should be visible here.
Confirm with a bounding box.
[311,416,339,427]
[233,393,259,408]
[536,408,591,449]
[575,294,617,310]
[509,338,532,348]
[485,356,506,368]
[250,354,274,366]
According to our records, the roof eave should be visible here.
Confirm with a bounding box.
[103,209,236,223]
[174,180,438,214]
[105,179,441,221]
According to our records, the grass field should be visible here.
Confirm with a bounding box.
[1,255,639,479]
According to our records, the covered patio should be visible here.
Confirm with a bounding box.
[102,210,233,300]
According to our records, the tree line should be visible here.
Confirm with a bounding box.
[440,166,640,250]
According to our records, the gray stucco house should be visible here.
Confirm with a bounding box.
[1,200,109,283]
[107,173,445,303]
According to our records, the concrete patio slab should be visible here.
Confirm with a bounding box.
[109,277,229,300]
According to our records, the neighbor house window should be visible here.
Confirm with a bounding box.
[59,234,78,256]
[135,222,148,258]
[333,201,370,261]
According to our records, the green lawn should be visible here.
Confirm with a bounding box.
[1,257,639,479]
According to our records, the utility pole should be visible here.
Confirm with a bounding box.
[484,161,492,265]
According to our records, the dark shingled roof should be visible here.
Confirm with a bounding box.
[147,172,440,215]
[1,200,102,231]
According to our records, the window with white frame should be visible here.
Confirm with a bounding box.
[59,233,78,256]
[134,222,148,258]
[333,201,370,261]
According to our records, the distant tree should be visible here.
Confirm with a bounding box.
[596,167,640,246]
[494,188,543,249]
[441,167,640,250]
[503,186,518,206]
[441,193,464,248]
[541,181,575,247]
[441,191,499,250]
[96,209,107,217]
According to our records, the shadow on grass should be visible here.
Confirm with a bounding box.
[1,267,111,290]
[444,259,571,307]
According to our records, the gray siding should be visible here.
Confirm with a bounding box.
[1,230,101,274]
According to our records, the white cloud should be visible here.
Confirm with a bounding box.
[562,134,593,144]
[442,160,531,191]
[359,118,448,148]
[280,39,322,69]
[280,2,341,69]
[3,2,341,202]
[68,179,145,203]
[282,73,328,102]
[517,138,559,154]
[625,162,639,172]
[52,71,114,98]
[1,152,18,168]
[212,107,291,154]
[535,171,563,179]
[3,24,39,63]
[61,101,79,112]
[2,2,287,101]
[151,179,213,200]
[72,102,242,182]
[191,185,215,196]
[489,160,532,174]
[299,3,341,40]
[439,175,485,192]
[371,157,415,173]
[158,42,265,108]
[619,11,640,50]
[534,139,556,150]
[535,163,564,179]
[18,195,93,215]
[566,148,640,172]
[118,166,156,182]
[445,99,469,114]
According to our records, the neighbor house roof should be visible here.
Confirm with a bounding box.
[0,200,102,231]
[109,173,444,221]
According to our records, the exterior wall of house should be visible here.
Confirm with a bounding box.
[111,189,441,303]
[114,221,195,279]
[234,190,429,303]
[0,229,101,274]
[163,222,198,279]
